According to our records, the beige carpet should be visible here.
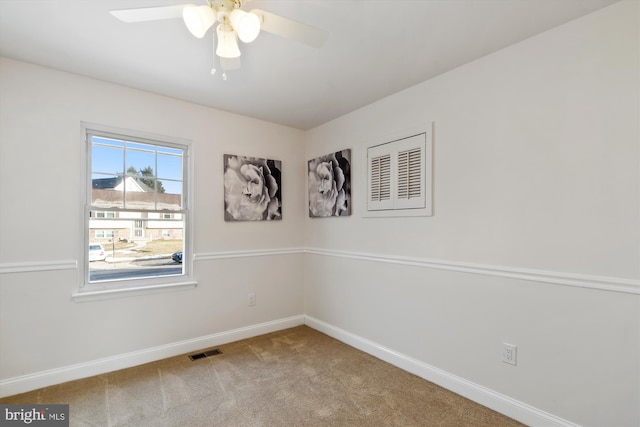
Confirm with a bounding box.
[1,326,524,426]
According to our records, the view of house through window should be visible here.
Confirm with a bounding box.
[87,131,187,284]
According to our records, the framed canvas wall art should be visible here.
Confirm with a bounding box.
[308,149,351,217]
[224,154,282,221]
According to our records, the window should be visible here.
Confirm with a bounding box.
[95,230,115,238]
[95,211,116,218]
[83,125,190,291]
[366,126,433,217]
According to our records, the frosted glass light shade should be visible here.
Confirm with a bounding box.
[216,24,241,58]
[183,5,216,38]
[229,9,261,43]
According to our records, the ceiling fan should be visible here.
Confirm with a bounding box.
[110,0,329,78]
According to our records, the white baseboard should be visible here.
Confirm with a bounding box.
[0,314,581,426]
[305,316,580,427]
[0,315,305,398]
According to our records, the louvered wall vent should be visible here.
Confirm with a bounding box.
[366,128,432,216]
[189,348,223,361]
[397,147,422,200]
[370,154,391,203]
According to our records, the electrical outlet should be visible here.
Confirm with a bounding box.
[502,343,517,366]
[248,293,256,306]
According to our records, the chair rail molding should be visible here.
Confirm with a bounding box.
[304,248,640,295]
[2,248,637,295]
[193,247,305,261]
[0,260,78,274]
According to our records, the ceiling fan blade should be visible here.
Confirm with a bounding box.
[250,9,328,48]
[110,5,188,23]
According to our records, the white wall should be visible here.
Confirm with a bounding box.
[0,57,306,387]
[304,2,639,427]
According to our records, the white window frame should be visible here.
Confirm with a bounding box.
[75,123,196,302]
[364,123,433,218]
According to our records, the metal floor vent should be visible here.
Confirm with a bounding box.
[189,348,222,361]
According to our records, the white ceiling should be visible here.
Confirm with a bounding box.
[0,0,619,130]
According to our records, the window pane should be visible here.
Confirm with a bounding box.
[160,180,182,195]
[93,136,125,148]
[92,173,124,209]
[157,152,182,181]
[126,142,156,179]
[158,179,183,210]
[125,185,156,210]
[88,216,184,282]
[92,143,124,175]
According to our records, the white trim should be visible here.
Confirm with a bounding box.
[80,121,192,147]
[1,248,637,295]
[3,248,637,295]
[0,315,305,398]
[71,281,198,302]
[305,316,581,427]
[0,260,77,274]
[194,247,305,261]
[305,248,640,295]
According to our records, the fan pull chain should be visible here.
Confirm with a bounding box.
[211,31,217,76]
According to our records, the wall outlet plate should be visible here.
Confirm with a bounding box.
[502,343,517,366]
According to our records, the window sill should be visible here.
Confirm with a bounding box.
[72,280,197,303]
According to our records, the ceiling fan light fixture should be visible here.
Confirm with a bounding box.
[229,9,261,43]
[183,4,216,38]
[216,24,241,58]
